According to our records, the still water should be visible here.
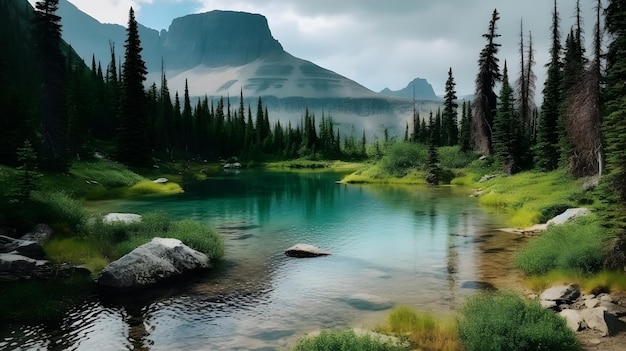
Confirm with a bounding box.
[1,170,515,350]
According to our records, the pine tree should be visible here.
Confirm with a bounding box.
[516,20,537,141]
[16,140,39,202]
[34,0,67,171]
[182,78,192,152]
[459,101,472,152]
[442,67,459,146]
[426,112,440,185]
[603,0,626,200]
[472,9,501,154]
[493,62,519,175]
[535,0,562,171]
[116,7,151,167]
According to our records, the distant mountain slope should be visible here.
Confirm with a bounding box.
[380,78,439,100]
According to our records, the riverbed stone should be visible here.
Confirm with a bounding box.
[546,208,591,226]
[540,284,581,304]
[580,307,622,336]
[344,293,394,311]
[103,213,142,224]
[97,237,210,289]
[560,309,585,332]
[284,244,330,258]
[0,253,50,281]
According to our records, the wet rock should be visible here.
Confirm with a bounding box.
[103,213,142,224]
[345,293,393,311]
[560,309,585,332]
[546,208,591,226]
[540,284,581,304]
[97,237,210,289]
[284,244,330,258]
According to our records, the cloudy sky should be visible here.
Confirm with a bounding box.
[41,0,599,97]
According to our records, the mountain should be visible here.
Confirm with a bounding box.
[379,78,439,100]
[57,0,442,136]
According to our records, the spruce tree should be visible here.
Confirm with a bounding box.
[535,0,562,171]
[493,62,518,175]
[603,0,626,200]
[426,112,440,185]
[34,0,67,171]
[116,7,151,167]
[442,67,459,146]
[472,9,501,154]
[459,101,472,152]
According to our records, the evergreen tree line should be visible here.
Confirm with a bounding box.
[0,1,367,171]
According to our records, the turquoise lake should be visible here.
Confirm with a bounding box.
[1,170,518,350]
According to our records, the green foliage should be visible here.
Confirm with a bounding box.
[458,292,579,351]
[515,217,611,275]
[438,146,478,169]
[380,143,428,177]
[292,330,406,351]
[44,237,109,273]
[30,190,88,230]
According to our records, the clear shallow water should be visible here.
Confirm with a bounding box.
[1,170,510,351]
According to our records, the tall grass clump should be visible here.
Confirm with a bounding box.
[31,190,88,231]
[525,269,626,294]
[291,330,406,351]
[124,180,183,196]
[515,217,610,275]
[458,292,579,351]
[84,211,224,261]
[385,306,460,351]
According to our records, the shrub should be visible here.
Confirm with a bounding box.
[438,146,478,169]
[31,190,88,230]
[125,180,184,196]
[458,292,579,351]
[380,143,428,177]
[292,330,406,351]
[515,217,610,275]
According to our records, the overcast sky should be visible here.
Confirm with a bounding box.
[37,0,599,97]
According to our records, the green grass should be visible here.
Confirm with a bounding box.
[458,292,580,351]
[342,163,428,185]
[473,170,584,227]
[69,160,143,187]
[44,237,109,273]
[515,216,611,275]
[525,269,626,294]
[83,211,224,261]
[291,330,407,351]
[382,306,461,351]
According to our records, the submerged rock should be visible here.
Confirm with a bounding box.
[97,237,210,289]
[284,244,330,258]
[344,293,394,311]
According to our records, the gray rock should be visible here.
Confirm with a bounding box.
[541,299,558,309]
[20,223,53,245]
[345,293,394,311]
[546,208,591,226]
[580,307,623,336]
[540,284,581,303]
[478,174,496,183]
[97,237,210,289]
[585,298,601,309]
[0,235,45,259]
[0,253,50,281]
[103,213,142,224]
[284,244,330,258]
[223,162,242,169]
[582,175,600,191]
[599,301,626,318]
[153,177,169,184]
[559,309,585,332]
